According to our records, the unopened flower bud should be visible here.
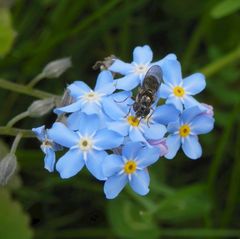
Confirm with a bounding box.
[0,153,17,185]
[42,57,72,78]
[28,98,55,117]
[92,55,117,71]
[201,103,214,117]
[148,138,168,157]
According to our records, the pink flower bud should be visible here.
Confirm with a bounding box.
[148,138,168,156]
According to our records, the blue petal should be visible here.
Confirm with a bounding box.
[106,120,129,136]
[111,91,134,111]
[67,112,82,131]
[68,81,91,98]
[133,45,153,64]
[94,129,124,150]
[32,125,45,141]
[44,147,56,172]
[122,142,144,159]
[143,124,167,140]
[54,100,82,114]
[153,104,180,125]
[191,115,214,135]
[102,96,126,120]
[167,120,180,133]
[102,154,123,177]
[116,74,140,90]
[112,91,132,102]
[129,127,148,143]
[77,113,100,135]
[182,135,202,159]
[183,73,206,95]
[81,102,101,115]
[48,122,79,148]
[137,147,160,168]
[165,134,181,159]
[152,53,177,66]
[104,174,128,199]
[166,96,183,112]
[109,59,133,75]
[165,53,177,60]
[56,149,85,178]
[85,150,107,180]
[183,95,201,109]
[162,59,182,86]
[181,105,203,123]
[94,70,115,94]
[129,170,150,196]
[158,83,172,99]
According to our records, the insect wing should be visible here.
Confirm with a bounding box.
[142,65,163,91]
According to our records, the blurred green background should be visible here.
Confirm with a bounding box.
[0,0,240,238]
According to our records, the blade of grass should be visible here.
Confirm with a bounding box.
[221,118,240,226]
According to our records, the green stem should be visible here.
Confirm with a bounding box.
[27,72,45,88]
[182,15,210,69]
[6,111,29,128]
[0,126,34,138]
[200,45,240,77]
[160,229,240,237]
[125,186,156,212]
[0,78,57,99]
[221,120,240,226]
[208,104,239,190]
[10,133,23,154]
[47,228,114,238]
[34,0,121,55]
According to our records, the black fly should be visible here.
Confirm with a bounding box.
[133,65,163,119]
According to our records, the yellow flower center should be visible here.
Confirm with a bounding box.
[173,86,185,97]
[79,138,93,151]
[127,116,140,127]
[124,161,137,174]
[179,124,191,137]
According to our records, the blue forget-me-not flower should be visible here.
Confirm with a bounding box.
[55,70,115,115]
[109,45,177,90]
[159,59,206,112]
[32,45,214,199]
[165,106,214,159]
[32,125,61,172]
[102,142,160,199]
[48,113,124,180]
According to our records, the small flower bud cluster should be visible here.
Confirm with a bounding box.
[33,45,214,199]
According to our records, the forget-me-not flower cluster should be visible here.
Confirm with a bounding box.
[33,45,214,199]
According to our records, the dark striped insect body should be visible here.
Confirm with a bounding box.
[133,65,163,119]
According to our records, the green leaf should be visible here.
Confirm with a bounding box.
[211,0,240,19]
[0,189,33,239]
[107,196,160,239]
[154,184,212,223]
[0,8,15,57]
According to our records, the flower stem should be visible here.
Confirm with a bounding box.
[27,72,45,88]
[160,228,240,237]
[0,126,34,138]
[0,78,57,99]
[200,45,240,77]
[182,15,211,68]
[6,111,29,128]
[10,133,23,154]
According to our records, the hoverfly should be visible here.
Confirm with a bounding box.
[132,65,163,119]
